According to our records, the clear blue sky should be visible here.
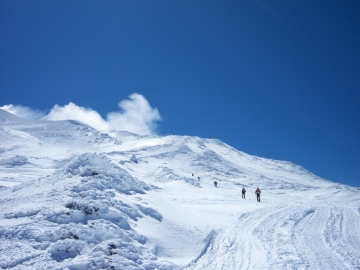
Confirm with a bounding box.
[1,1,359,187]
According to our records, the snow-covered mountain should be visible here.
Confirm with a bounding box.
[0,108,359,270]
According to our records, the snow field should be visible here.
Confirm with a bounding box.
[1,109,360,269]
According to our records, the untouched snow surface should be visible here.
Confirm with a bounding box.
[0,109,359,270]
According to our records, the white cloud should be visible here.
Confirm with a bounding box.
[0,104,46,120]
[1,93,162,135]
[43,102,109,131]
[107,94,162,135]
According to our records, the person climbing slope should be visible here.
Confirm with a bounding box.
[242,187,246,199]
[214,181,217,188]
[255,187,261,202]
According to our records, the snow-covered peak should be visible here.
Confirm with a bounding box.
[0,108,33,125]
[0,110,359,269]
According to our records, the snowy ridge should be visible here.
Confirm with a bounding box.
[0,109,360,269]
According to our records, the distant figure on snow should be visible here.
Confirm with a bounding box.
[242,187,246,199]
[198,177,200,181]
[214,181,217,188]
[192,173,194,176]
[255,188,261,202]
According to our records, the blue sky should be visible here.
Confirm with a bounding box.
[1,0,359,187]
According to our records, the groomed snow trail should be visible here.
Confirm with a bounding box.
[185,205,360,270]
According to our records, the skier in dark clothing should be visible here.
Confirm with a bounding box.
[255,188,261,202]
[214,181,217,188]
[242,187,246,199]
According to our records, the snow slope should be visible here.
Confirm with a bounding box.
[0,109,359,270]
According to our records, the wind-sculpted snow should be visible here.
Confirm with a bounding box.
[1,112,360,269]
[0,153,174,269]
[57,153,149,195]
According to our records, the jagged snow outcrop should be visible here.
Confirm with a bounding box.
[0,153,171,270]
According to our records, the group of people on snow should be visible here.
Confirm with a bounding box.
[241,187,261,202]
[193,173,201,181]
[192,173,261,202]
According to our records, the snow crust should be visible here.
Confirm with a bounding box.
[0,109,360,269]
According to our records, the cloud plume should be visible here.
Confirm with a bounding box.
[1,93,162,135]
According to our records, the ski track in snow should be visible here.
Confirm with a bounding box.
[185,205,360,270]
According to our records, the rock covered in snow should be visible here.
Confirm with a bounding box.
[0,155,28,166]
[130,154,138,164]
